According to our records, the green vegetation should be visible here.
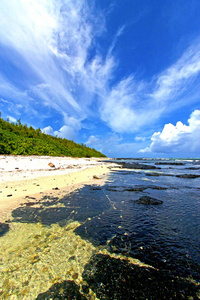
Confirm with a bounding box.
[0,115,106,157]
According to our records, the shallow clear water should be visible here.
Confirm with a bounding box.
[0,158,200,299]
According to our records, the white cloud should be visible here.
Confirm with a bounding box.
[42,124,77,140]
[140,110,200,155]
[0,0,108,122]
[151,42,200,103]
[54,125,77,140]
[99,39,200,133]
[42,126,54,136]
[7,115,17,123]
[135,136,147,142]
[86,135,100,147]
[0,0,200,137]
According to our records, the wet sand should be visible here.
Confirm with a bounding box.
[0,155,116,222]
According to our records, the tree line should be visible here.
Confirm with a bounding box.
[0,114,106,157]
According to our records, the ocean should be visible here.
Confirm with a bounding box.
[0,158,200,299]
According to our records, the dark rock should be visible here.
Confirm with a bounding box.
[176,174,200,179]
[25,196,36,199]
[146,172,174,177]
[36,280,86,299]
[25,202,35,207]
[147,185,168,190]
[119,162,159,170]
[52,187,60,190]
[136,196,163,205]
[0,223,10,237]
[89,186,102,190]
[83,254,199,300]
[105,185,169,192]
[93,175,102,179]
[105,186,126,192]
[7,194,13,197]
[125,187,146,192]
[145,172,162,176]
[155,162,185,165]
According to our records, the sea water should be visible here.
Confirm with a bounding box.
[0,158,200,299]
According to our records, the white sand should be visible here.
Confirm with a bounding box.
[0,155,117,222]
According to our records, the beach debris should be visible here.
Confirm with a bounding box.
[48,162,55,168]
[135,196,163,205]
[7,194,13,197]
[52,187,59,190]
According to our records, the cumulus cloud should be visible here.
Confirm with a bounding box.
[54,125,77,140]
[42,126,54,136]
[86,135,100,147]
[42,124,77,140]
[140,110,200,155]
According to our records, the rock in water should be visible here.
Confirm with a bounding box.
[36,280,86,300]
[176,174,200,179]
[0,223,10,237]
[136,196,163,205]
[83,254,199,300]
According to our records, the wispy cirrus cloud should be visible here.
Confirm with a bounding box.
[151,41,200,104]
[99,39,200,133]
[0,0,108,122]
[0,0,200,140]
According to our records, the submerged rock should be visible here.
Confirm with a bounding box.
[176,174,200,179]
[89,186,102,190]
[36,280,86,300]
[83,254,199,300]
[119,162,159,170]
[145,172,174,177]
[135,196,163,205]
[105,185,169,192]
[0,223,10,237]
[155,162,185,165]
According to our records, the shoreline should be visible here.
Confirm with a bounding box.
[0,155,117,222]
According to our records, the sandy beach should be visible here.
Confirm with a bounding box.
[0,155,116,222]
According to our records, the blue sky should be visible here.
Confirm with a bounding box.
[0,0,200,158]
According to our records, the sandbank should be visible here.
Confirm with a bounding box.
[0,155,117,222]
